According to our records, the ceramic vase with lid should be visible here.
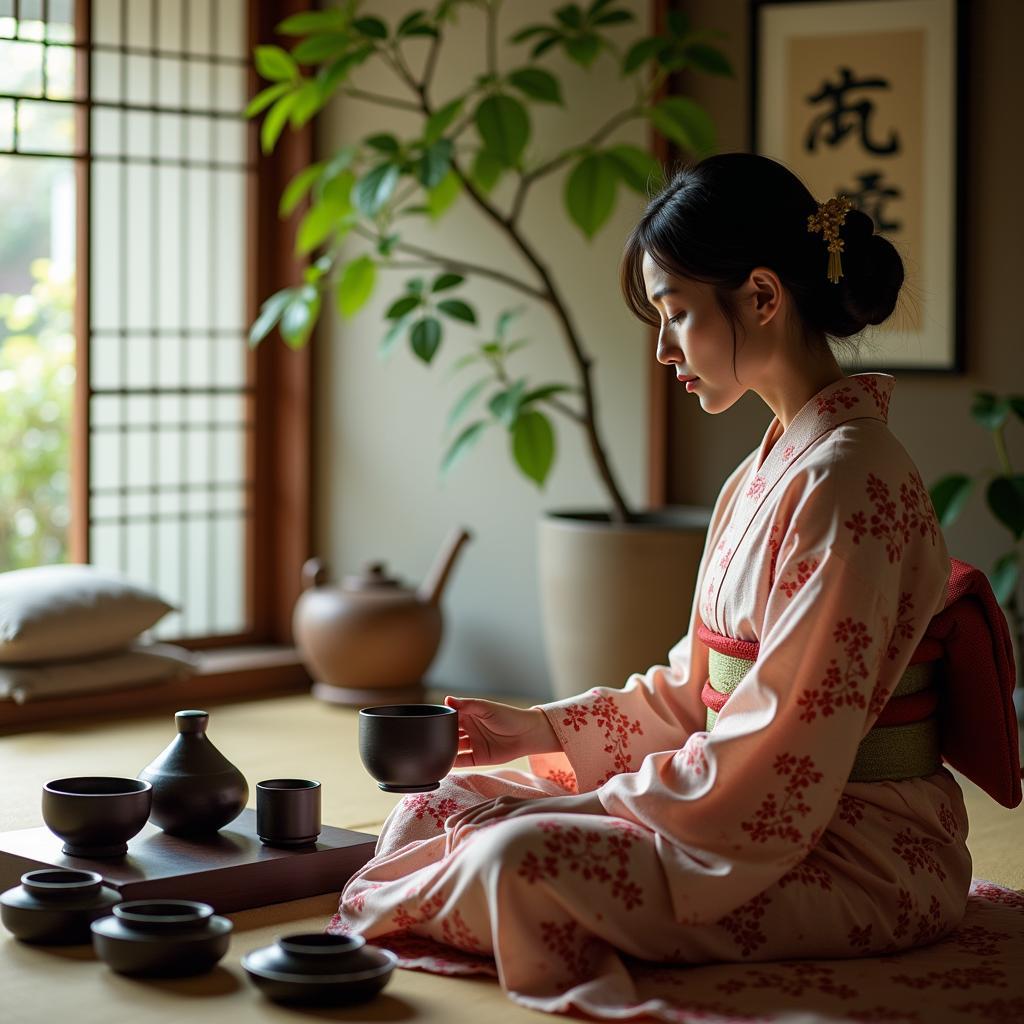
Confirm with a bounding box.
[0,869,121,944]
[137,709,248,836]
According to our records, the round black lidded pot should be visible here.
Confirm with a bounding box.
[137,709,249,836]
[91,899,233,977]
[242,932,397,1006]
[1,869,121,944]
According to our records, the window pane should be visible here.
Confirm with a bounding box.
[0,155,75,570]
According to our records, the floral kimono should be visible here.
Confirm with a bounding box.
[330,372,1002,1020]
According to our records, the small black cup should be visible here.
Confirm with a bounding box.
[256,779,321,848]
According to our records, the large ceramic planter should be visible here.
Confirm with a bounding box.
[538,507,712,701]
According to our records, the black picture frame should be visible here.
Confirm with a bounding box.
[749,0,967,374]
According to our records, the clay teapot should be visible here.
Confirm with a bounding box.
[294,527,472,705]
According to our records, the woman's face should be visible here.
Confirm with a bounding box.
[641,250,753,414]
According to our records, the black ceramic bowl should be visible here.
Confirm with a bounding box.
[242,933,397,1006]
[0,869,121,944]
[42,777,153,858]
[357,704,458,793]
[91,899,233,977]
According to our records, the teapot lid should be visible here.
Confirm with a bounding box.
[342,561,405,590]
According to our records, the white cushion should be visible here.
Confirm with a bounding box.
[0,564,175,663]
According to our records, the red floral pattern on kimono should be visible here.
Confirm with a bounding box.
[328,373,1008,1023]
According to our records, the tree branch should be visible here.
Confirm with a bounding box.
[341,86,421,112]
[510,106,640,224]
[353,225,547,302]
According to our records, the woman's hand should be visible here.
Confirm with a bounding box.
[444,695,559,767]
[444,790,607,831]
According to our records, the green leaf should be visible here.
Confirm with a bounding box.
[592,8,633,26]
[279,163,323,216]
[321,167,356,207]
[353,162,401,216]
[531,35,561,59]
[441,420,487,477]
[427,169,461,218]
[279,284,321,348]
[365,133,401,154]
[930,473,974,527]
[297,192,349,254]
[245,81,289,118]
[987,475,1024,540]
[488,378,527,427]
[605,143,662,194]
[288,79,322,127]
[507,67,563,104]
[317,46,373,94]
[470,149,503,193]
[255,45,298,82]
[522,383,572,405]
[512,410,555,486]
[424,97,465,144]
[386,295,421,319]
[648,96,716,157]
[261,92,299,154]
[564,33,601,67]
[991,551,1021,605]
[447,377,491,431]
[292,32,349,64]
[437,299,476,324]
[510,24,554,43]
[622,36,665,74]
[353,16,388,39]
[432,273,464,292]
[496,306,524,339]
[407,277,426,294]
[378,314,412,358]
[411,317,443,362]
[249,289,293,347]
[684,43,734,77]
[565,152,618,238]
[276,10,349,35]
[555,4,583,29]
[971,392,1011,431]
[416,138,453,189]
[474,94,530,168]
[336,255,376,318]
[397,9,429,36]
[449,351,483,375]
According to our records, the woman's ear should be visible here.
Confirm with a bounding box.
[744,267,783,327]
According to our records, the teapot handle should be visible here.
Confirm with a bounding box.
[302,558,329,590]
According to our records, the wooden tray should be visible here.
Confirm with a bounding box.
[0,808,377,913]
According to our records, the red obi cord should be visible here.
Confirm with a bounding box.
[696,624,941,727]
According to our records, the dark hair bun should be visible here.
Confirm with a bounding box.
[821,207,904,337]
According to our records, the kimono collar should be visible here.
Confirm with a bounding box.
[754,372,894,476]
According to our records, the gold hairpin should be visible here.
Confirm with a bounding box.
[807,195,854,284]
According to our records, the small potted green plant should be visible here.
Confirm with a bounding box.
[930,392,1024,719]
[247,0,734,697]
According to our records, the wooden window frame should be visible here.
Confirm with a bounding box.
[2,0,314,732]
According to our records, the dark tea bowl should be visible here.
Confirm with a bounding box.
[42,777,153,858]
[357,704,457,793]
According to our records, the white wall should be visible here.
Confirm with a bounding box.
[315,0,651,700]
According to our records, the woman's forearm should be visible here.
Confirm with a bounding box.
[529,707,562,754]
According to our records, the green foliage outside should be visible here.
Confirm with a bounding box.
[0,259,74,571]
[247,0,732,522]
[930,393,1024,689]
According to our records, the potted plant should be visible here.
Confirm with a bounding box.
[930,391,1024,720]
[247,0,733,697]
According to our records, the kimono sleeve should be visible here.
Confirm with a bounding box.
[593,486,949,926]
[526,451,758,794]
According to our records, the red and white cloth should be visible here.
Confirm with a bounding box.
[330,373,1023,1022]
